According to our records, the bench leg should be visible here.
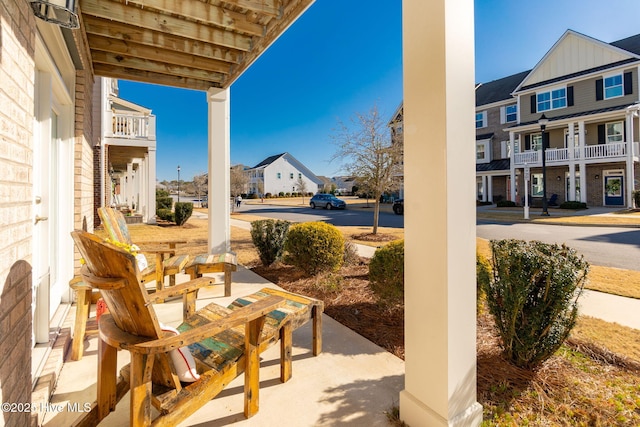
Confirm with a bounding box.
[312,305,323,356]
[224,265,232,297]
[245,317,266,418]
[280,321,292,382]
[71,288,91,361]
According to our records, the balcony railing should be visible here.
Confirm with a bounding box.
[113,114,150,138]
[513,141,634,166]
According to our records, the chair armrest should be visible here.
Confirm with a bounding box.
[146,277,215,304]
[130,296,286,354]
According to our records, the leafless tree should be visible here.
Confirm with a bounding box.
[331,105,403,234]
[295,176,308,204]
[230,165,248,212]
[193,172,208,207]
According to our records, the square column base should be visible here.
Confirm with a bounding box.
[400,390,482,427]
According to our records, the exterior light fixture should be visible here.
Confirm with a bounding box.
[538,114,550,216]
[30,0,79,29]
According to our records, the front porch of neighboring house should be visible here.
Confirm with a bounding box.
[98,78,157,224]
[508,104,640,207]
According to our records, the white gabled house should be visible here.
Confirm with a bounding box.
[245,152,322,196]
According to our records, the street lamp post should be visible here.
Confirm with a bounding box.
[539,114,550,216]
[177,165,181,203]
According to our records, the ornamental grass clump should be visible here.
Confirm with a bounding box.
[284,222,344,275]
[250,219,291,266]
[369,239,404,305]
[479,239,589,370]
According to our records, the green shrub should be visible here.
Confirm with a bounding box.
[157,196,173,211]
[482,239,589,369]
[250,219,291,266]
[265,193,272,198]
[476,253,491,304]
[278,192,285,197]
[559,201,587,210]
[157,208,174,222]
[496,200,516,207]
[634,190,640,209]
[369,240,404,305]
[284,222,344,275]
[174,202,193,226]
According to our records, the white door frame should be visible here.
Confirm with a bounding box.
[33,30,75,344]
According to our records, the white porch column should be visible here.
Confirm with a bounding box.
[486,175,493,203]
[207,87,231,253]
[126,162,134,208]
[509,132,517,202]
[147,148,157,223]
[568,122,576,201]
[578,121,587,203]
[401,0,482,426]
[626,111,635,208]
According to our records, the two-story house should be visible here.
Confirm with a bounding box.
[244,152,323,196]
[507,30,640,208]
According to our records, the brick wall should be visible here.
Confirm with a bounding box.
[0,0,36,422]
[0,261,32,427]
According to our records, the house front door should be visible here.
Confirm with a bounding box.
[604,174,624,206]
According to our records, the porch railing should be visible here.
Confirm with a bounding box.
[113,114,149,138]
[513,141,631,165]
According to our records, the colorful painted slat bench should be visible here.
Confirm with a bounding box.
[183,252,238,297]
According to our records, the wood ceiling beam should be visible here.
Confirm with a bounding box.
[88,34,232,75]
[232,0,281,17]
[84,17,243,64]
[91,51,226,83]
[119,0,265,36]
[94,63,219,92]
[81,0,252,51]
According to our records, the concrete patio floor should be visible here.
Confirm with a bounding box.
[42,267,405,426]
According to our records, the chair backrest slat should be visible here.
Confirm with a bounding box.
[98,207,133,245]
[71,230,161,338]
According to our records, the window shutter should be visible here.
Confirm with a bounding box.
[597,124,605,144]
[530,95,536,114]
[624,72,633,95]
[525,135,531,151]
[567,86,574,106]
[595,79,603,101]
[499,106,505,124]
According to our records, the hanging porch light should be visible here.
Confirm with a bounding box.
[30,0,79,29]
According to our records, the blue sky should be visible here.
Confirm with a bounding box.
[118,0,640,182]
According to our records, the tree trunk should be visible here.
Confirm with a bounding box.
[373,199,380,235]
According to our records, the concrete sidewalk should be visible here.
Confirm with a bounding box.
[43,268,404,426]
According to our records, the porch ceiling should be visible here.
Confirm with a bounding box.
[108,145,149,171]
[79,0,314,91]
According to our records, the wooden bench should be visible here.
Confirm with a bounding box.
[183,252,238,297]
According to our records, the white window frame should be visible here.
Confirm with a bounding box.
[531,173,544,197]
[277,172,281,179]
[606,121,624,143]
[475,111,487,129]
[476,139,490,164]
[537,86,567,112]
[505,104,517,123]
[529,133,543,152]
[603,73,623,100]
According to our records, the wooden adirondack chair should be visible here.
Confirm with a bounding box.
[99,207,237,296]
[98,207,190,292]
[70,230,291,426]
